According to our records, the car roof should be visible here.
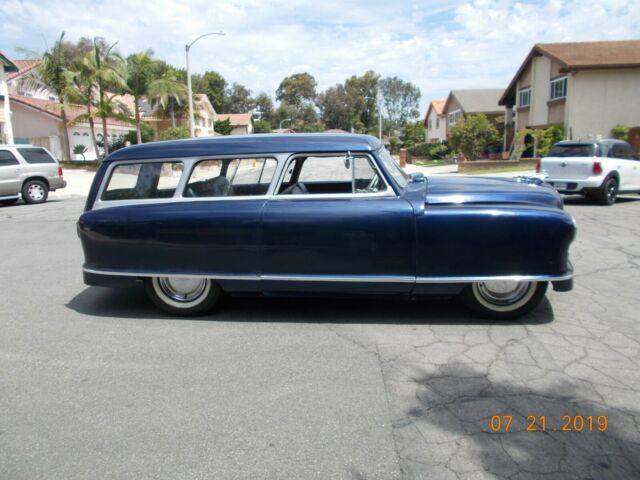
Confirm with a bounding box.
[554,139,627,146]
[104,133,382,163]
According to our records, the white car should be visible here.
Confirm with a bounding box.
[537,139,640,205]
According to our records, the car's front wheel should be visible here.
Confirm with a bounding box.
[22,180,49,204]
[460,280,548,319]
[144,277,223,316]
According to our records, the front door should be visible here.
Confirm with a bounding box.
[261,153,415,295]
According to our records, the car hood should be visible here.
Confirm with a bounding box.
[425,175,563,208]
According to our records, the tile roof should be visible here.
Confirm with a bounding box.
[11,95,134,127]
[500,40,640,106]
[5,59,40,80]
[216,113,253,126]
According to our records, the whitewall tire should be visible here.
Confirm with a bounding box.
[144,277,223,316]
[461,280,548,319]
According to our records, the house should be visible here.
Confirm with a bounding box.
[443,89,505,140]
[422,99,446,142]
[10,95,134,160]
[5,59,57,101]
[0,52,18,144]
[215,113,254,135]
[499,40,640,148]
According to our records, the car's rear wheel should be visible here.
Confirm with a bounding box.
[461,280,548,319]
[144,277,223,316]
[22,180,49,204]
[596,177,617,205]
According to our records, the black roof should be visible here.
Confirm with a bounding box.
[105,133,382,162]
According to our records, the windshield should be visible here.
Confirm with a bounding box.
[376,147,409,188]
[547,144,596,157]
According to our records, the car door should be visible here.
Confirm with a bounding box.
[0,150,23,196]
[261,153,415,295]
[609,143,638,191]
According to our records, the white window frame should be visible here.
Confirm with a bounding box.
[448,110,462,125]
[518,87,531,107]
[550,76,567,100]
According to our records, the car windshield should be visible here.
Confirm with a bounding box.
[547,144,596,157]
[377,147,408,188]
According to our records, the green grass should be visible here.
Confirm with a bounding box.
[465,164,535,175]
[412,159,447,167]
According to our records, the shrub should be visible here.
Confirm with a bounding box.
[214,118,233,136]
[448,114,499,161]
[160,126,190,140]
[408,141,450,159]
[124,122,155,144]
[536,125,565,156]
[611,124,629,140]
[253,119,272,133]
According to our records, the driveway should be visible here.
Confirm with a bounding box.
[0,193,639,479]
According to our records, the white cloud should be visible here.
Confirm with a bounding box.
[1,0,639,115]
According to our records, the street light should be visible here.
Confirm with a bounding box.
[279,118,292,129]
[186,32,225,138]
[364,95,383,140]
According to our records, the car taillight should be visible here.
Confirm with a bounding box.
[592,161,602,175]
[535,160,541,173]
[58,166,63,177]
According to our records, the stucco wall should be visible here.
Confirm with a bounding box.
[425,109,446,142]
[530,55,551,126]
[11,102,60,138]
[567,68,640,140]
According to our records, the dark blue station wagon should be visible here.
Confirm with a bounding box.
[78,134,575,319]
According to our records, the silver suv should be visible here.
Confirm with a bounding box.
[0,145,66,205]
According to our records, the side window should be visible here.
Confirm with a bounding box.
[0,151,20,167]
[185,158,276,197]
[17,148,56,164]
[102,162,183,201]
[279,155,386,195]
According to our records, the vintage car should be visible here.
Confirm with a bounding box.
[78,134,575,319]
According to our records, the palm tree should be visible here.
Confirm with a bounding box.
[125,51,156,144]
[148,72,187,128]
[21,32,74,160]
[64,55,99,158]
[88,39,129,157]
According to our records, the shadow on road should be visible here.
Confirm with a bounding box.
[398,363,640,478]
[66,285,554,326]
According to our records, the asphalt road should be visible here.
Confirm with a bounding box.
[1,194,639,479]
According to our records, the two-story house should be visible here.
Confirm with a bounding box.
[0,52,18,144]
[443,89,505,139]
[499,40,640,146]
[422,100,446,142]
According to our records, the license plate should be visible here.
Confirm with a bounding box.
[553,182,567,190]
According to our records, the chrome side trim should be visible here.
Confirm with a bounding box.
[84,268,573,283]
[415,272,574,283]
[260,274,415,283]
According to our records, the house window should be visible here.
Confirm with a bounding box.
[550,77,567,100]
[518,88,531,107]
[448,110,462,125]
[436,118,440,129]
[428,120,432,130]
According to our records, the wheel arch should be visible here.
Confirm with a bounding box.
[23,176,50,189]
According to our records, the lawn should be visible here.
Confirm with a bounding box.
[465,164,536,175]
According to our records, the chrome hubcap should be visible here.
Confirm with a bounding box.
[157,277,207,302]
[607,182,616,202]
[28,184,45,200]
[475,280,532,306]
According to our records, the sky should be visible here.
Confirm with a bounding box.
[2,0,639,115]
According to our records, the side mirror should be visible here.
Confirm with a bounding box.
[410,172,426,183]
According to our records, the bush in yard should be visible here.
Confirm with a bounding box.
[253,119,272,133]
[214,118,233,136]
[401,121,425,149]
[408,141,450,159]
[536,125,565,156]
[388,137,399,154]
[160,126,190,140]
[124,122,155,144]
[611,124,629,141]
[448,114,499,161]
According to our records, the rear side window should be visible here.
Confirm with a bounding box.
[102,162,183,201]
[547,145,595,157]
[0,150,20,166]
[17,147,56,164]
[610,143,637,159]
[185,158,277,197]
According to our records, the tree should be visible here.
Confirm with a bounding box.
[276,73,317,107]
[253,119,271,133]
[225,83,253,112]
[448,114,499,161]
[25,32,76,160]
[124,122,154,144]
[344,70,380,133]
[192,70,226,112]
[253,93,274,125]
[402,121,425,149]
[148,71,187,128]
[214,118,233,135]
[126,51,156,143]
[318,84,353,131]
[160,126,189,140]
[378,76,421,129]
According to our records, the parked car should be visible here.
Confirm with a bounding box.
[78,134,576,319]
[536,139,640,205]
[0,145,66,205]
